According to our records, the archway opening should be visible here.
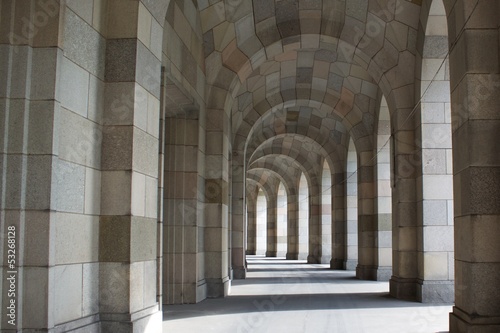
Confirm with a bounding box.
[277,181,288,257]
[298,173,309,260]
[256,188,268,256]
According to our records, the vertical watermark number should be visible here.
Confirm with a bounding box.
[6,226,17,326]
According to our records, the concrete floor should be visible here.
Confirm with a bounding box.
[163,256,452,333]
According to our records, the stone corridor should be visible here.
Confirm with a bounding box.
[163,256,452,333]
[1,0,500,332]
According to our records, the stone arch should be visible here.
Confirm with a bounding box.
[417,0,454,303]
[390,0,454,303]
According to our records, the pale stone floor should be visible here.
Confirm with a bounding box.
[163,256,452,333]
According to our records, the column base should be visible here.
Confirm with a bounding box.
[265,251,277,257]
[417,279,454,303]
[233,266,246,279]
[246,250,256,255]
[390,276,418,301]
[356,265,391,281]
[52,314,100,332]
[101,305,162,333]
[450,306,500,333]
[206,276,230,298]
[330,259,345,270]
[286,252,298,260]
[307,254,321,264]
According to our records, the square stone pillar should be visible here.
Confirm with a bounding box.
[246,185,258,256]
[204,107,230,298]
[266,195,278,258]
[231,160,247,279]
[448,3,500,330]
[99,26,162,330]
[286,193,299,260]
[390,108,419,300]
[308,189,322,264]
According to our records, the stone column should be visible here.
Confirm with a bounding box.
[321,163,332,265]
[286,191,299,260]
[375,100,393,281]
[98,1,164,330]
[416,25,454,303]
[163,117,204,304]
[331,172,348,269]
[1,1,65,330]
[307,187,322,264]
[204,104,230,297]
[390,107,419,300]
[231,160,246,278]
[265,190,278,258]
[246,186,258,256]
[356,161,378,280]
[449,1,500,331]
[345,143,359,270]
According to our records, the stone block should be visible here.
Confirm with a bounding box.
[23,211,53,266]
[422,199,448,226]
[0,45,9,98]
[130,261,145,313]
[253,0,275,23]
[101,125,133,171]
[421,251,449,280]
[26,100,56,155]
[378,247,392,267]
[53,264,83,325]
[60,57,90,117]
[464,30,499,74]
[136,42,161,98]
[423,226,453,252]
[55,213,99,264]
[101,171,132,216]
[66,0,93,25]
[8,45,31,99]
[422,148,447,175]
[132,172,146,217]
[422,175,453,200]
[56,159,85,213]
[143,260,157,308]
[133,128,159,177]
[468,167,500,215]
[88,75,105,124]
[106,0,139,38]
[59,107,101,168]
[131,217,157,262]
[455,215,500,263]
[105,39,137,83]
[82,263,99,317]
[31,47,61,101]
[100,262,130,313]
[147,94,160,138]
[22,267,49,328]
[150,18,163,60]
[145,175,158,219]
[138,3,152,48]
[103,82,136,126]
[85,167,101,215]
[31,0,62,48]
[64,10,106,78]
[26,155,55,210]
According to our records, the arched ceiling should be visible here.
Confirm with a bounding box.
[195,0,422,193]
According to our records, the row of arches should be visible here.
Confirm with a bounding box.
[1,0,498,332]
